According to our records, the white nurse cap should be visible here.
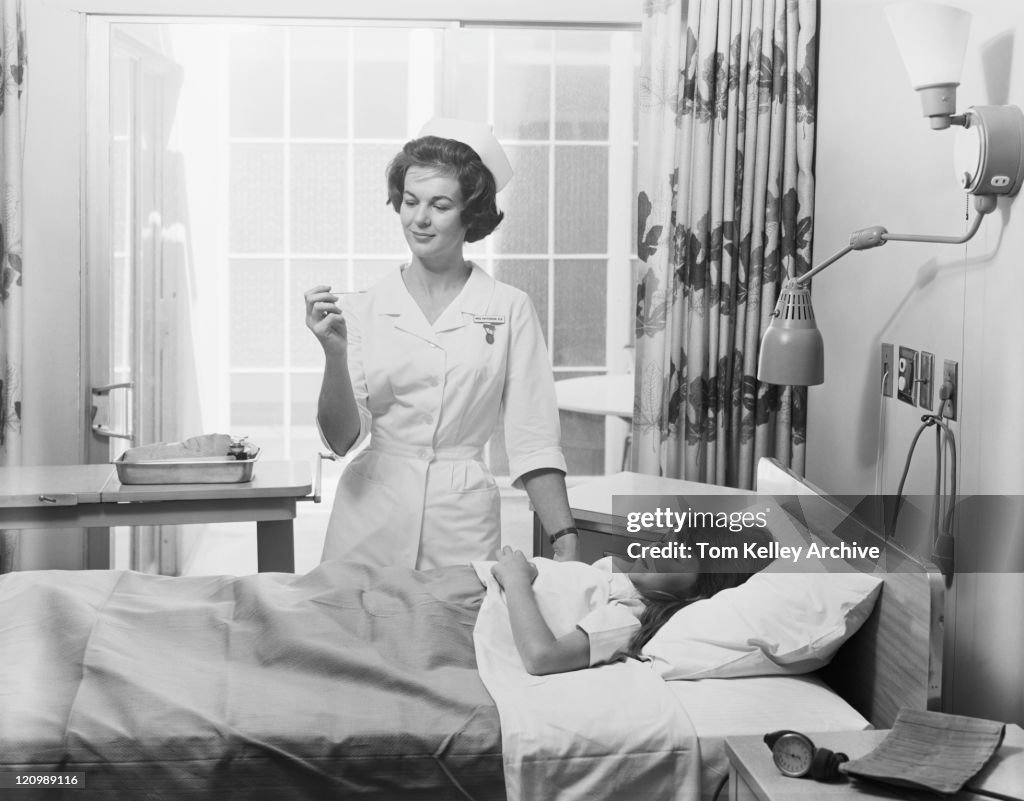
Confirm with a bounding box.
[418,117,514,192]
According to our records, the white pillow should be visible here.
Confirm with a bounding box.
[641,570,882,680]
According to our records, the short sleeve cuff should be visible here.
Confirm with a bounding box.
[509,447,568,490]
[316,413,369,458]
[577,605,642,667]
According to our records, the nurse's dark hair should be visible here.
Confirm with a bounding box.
[385,135,505,243]
[626,523,775,657]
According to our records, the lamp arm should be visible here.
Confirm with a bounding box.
[880,205,987,245]
[794,244,854,285]
[794,195,997,287]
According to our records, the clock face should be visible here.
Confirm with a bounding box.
[772,733,815,778]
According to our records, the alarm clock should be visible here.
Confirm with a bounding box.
[763,730,849,781]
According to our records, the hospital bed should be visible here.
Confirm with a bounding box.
[0,458,944,800]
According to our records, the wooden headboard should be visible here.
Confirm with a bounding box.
[755,458,945,729]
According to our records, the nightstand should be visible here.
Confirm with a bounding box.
[532,471,753,560]
[725,725,1024,801]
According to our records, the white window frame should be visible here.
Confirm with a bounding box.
[84,2,641,476]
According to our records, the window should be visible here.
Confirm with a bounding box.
[203,23,639,476]
[101,17,639,572]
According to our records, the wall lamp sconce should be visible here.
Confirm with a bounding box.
[757,1,1024,387]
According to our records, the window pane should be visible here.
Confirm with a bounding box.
[230,373,284,427]
[553,259,606,366]
[493,30,552,140]
[353,143,408,253]
[230,143,284,252]
[290,28,348,138]
[290,143,348,253]
[353,258,398,289]
[492,144,549,253]
[290,372,322,425]
[554,145,607,253]
[554,31,610,141]
[454,30,490,123]
[229,259,284,367]
[293,258,347,294]
[493,259,549,344]
[291,430,324,463]
[229,28,284,137]
[353,31,408,137]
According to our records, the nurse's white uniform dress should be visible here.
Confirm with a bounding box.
[320,262,567,569]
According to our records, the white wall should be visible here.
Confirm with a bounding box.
[811,0,1024,724]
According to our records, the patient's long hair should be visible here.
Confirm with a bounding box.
[626,524,775,657]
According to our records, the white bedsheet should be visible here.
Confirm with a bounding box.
[473,558,700,801]
[666,674,871,801]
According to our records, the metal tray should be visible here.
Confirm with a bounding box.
[113,450,260,485]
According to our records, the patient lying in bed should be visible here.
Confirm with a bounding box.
[485,524,774,674]
[0,516,881,801]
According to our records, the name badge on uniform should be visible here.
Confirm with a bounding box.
[473,315,505,345]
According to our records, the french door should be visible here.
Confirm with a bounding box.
[85,26,186,573]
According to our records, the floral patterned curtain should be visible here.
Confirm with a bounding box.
[633,0,817,488]
[1,0,26,572]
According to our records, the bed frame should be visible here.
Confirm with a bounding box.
[755,458,945,729]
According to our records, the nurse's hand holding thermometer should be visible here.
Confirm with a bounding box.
[303,286,363,456]
[304,286,366,354]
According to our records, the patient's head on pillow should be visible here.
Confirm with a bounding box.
[627,523,775,655]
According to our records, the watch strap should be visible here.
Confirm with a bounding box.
[548,526,579,546]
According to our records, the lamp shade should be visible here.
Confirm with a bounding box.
[757,282,825,386]
[885,2,970,90]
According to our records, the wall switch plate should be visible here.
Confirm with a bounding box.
[941,360,958,420]
[880,343,894,397]
[918,351,934,409]
[897,346,917,405]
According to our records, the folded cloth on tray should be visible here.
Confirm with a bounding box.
[472,558,700,801]
[0,562,503,801]
[122,432,233,461]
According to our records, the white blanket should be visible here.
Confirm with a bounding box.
[472,558,701,801]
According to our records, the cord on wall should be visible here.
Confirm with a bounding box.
[889,414,957,580]
[875,369,890,498]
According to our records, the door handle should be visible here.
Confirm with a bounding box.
[299,451,337,504]
[91,382,135,442]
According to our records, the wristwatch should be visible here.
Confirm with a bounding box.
[548,526,579,546]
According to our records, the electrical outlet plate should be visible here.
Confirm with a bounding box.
[880,343,894,397]
[897,346,917,405]
[918,351,934,409]
[941,360,958,420]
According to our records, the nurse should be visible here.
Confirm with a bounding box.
[304,117,581,569]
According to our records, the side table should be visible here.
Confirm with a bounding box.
[725,725,1024,801]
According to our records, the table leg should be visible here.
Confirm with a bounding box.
[86,527,113,569]
[256,520,295,573]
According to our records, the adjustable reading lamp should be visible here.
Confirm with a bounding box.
[757,1,1024,386]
